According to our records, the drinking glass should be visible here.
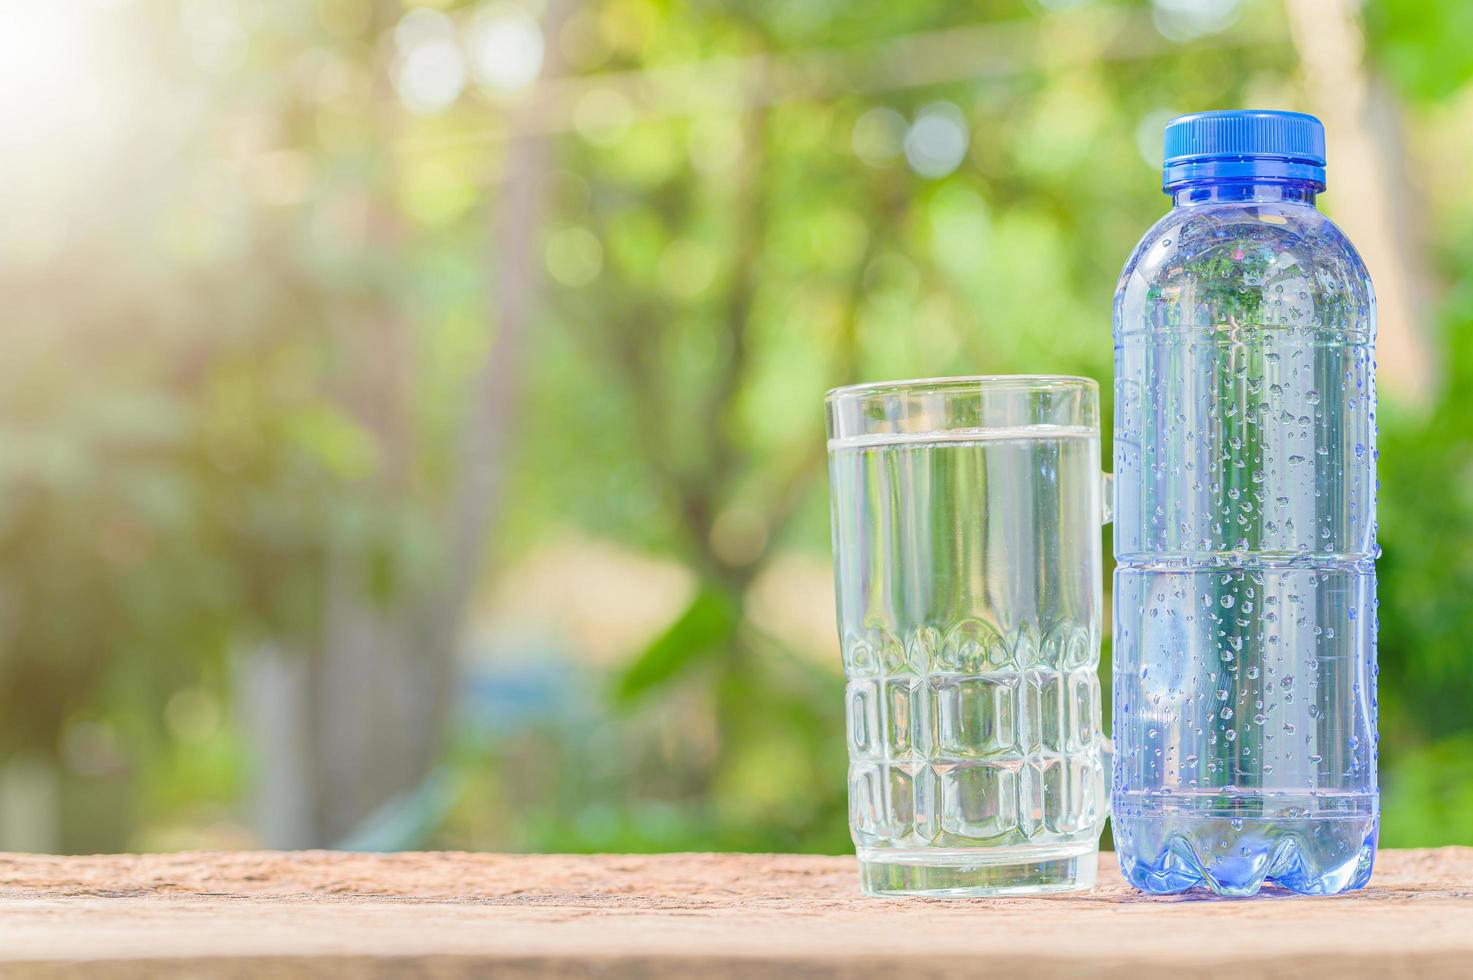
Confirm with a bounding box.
[827,376,1110,896]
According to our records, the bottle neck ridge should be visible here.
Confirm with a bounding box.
[1170,179,1319,208]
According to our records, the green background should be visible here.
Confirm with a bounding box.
[1,0,1469,854]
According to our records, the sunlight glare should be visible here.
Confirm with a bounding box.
[0,3,119,149]
[0,1,140,260]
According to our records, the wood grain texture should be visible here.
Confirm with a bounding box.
[0,848,1467,978]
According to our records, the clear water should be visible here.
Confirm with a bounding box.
[829,427,1108,892]
[1112,190,1379,895]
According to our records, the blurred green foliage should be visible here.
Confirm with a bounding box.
[1363,0,1473,101]
[1,0,1470,853]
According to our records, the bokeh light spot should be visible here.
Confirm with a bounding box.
[851,107,907,168]
[687,115,744,175]
[395,7,455,53]
[183,0,249,75]
[165,688,223,744]
[391,8,466,114]
[1135,107,1180,170]
[905,102,969,179]
[709,505,768,568]
[1151,0,1241,42]
[657,239,717,300]
[468,3,544,93]
[545,227,604,287]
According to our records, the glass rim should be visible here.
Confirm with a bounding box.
[825,374,1097,404]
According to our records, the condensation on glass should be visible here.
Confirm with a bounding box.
[1112,111,1378,897]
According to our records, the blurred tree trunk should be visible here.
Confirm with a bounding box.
[435,10,562,639]
[240,2,562,848]
[1285,0,1435,404]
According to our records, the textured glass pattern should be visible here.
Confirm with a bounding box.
[827,383,1109,895]
[843,624,1105,849]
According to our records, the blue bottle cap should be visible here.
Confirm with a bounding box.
[1162,110,1326,191]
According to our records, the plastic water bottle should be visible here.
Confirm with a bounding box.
[1111,111,1378,895]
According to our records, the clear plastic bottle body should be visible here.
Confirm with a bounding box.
[1111,180,1378,896]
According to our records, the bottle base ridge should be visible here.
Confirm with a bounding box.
[1112,794,1378,897]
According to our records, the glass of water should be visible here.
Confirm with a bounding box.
[826,376,1109,896]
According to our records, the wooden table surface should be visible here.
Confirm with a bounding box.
[0,848,1467,978]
